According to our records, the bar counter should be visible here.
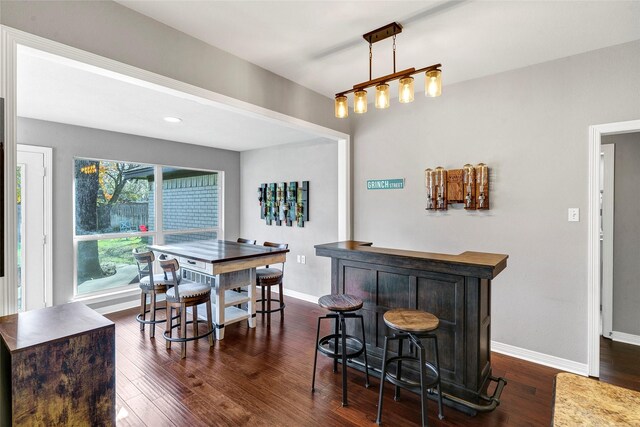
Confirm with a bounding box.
[315,240,508,414]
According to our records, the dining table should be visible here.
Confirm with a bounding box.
[148,239,289,339]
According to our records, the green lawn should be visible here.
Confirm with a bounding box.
[98,236,148,265]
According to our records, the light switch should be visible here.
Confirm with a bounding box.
[568,208,580,222]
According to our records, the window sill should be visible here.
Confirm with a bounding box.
[71,286,141,306]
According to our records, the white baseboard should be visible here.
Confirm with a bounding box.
[268,286,319,304]
[491,341,589,376]
[610,331,640,346]
[281,288,319,304]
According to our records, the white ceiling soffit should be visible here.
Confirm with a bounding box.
[117,0,640,98]
[17,46,333,151]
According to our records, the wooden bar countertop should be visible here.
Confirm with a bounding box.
[315,240,508,279]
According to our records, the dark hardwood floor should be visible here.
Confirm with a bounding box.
[600,336,640,392]
[108,296,563,426]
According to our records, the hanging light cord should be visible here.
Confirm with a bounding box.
[369,42,373,81]
[392,35,396,73]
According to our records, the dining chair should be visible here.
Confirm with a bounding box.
[237,238,257,245]
[159,258,215,359]
[132,249,177,338]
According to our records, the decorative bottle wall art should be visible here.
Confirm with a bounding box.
[425,163,490,211]
[258,181,309,227]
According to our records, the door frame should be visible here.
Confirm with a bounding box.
[17,144,53,309]
[588,119,640,377]
[600,143,614,339]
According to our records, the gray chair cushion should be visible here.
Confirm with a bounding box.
[166,280,211,302]
[140,272,181,286]
[256,268,283,280]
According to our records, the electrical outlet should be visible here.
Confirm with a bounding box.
[300,255,306,264]
[568,208,580,222]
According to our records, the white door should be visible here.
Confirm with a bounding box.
[601,144,615,338]
[17,145,51,311]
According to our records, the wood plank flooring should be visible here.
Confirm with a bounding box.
[600,336,640,392]
[108,296,563,426]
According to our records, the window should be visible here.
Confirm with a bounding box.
[161,167,220,243]
[73,158,222,296]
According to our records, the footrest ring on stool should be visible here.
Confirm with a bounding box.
[317,334,365,360]
[383,355,440,393]
[163,319,215,343]
[256,297,286,314]
[136,306,176,326]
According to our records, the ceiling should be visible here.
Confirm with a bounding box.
[117,0,640,98]
[17,46,333,151]
[17,1,640,152]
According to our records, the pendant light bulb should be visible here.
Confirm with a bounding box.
[375,84,390,109]
[335,95,348,118]
[425,69,442,97]
[354,90,367,114]
[399,77,414,103]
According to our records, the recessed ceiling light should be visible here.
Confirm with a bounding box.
[163,116,182,123]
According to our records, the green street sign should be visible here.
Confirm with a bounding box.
[366,179,405,190]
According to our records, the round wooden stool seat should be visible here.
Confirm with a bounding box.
[318,294,363,312]
[383,309,439,333]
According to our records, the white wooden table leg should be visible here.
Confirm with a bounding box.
[248,268,257,328]
[215,274,226,340]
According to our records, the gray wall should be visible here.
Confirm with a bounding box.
[240,139,338,298]
[17,117,240,306]
[350,40,640,364]
[0,0,348,135]
[603,133,640,336]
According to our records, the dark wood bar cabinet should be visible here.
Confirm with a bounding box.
[315,241,508,414]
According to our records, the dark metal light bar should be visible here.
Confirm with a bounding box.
[335,64,441,97]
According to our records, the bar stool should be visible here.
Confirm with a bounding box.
[159,258,215,359]
[132,250,178,338]
[376,309,444,426]
[256,242,288,326]
[311,294,370,407]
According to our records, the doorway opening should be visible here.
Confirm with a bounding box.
[597,132,640,390]
[588,119,640,378]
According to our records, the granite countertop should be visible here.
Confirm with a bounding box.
[553,372,640,426]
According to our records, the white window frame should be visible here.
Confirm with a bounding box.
[72,157,223,299]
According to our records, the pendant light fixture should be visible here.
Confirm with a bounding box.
[335,95,348,118]
[334,22,442,118]
[426,69,442,97]
[354,90,368,113]
[399,77,415,103]
[375,84,390,109]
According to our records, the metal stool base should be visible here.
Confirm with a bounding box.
[377,332,444,426]
[311,311,370,407]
